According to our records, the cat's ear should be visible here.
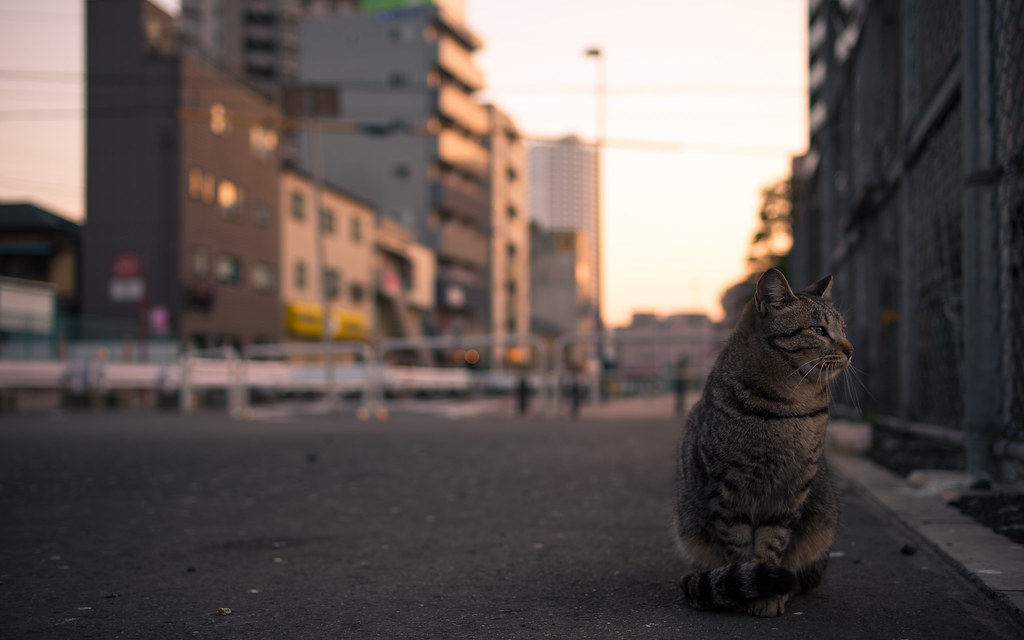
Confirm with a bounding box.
[799,275,833,298]
[755,269,797,314]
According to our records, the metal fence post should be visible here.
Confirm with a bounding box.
[179,348,194,414]
[897,2,919,423]
[961,0,1004,483]
[226,347,244,419]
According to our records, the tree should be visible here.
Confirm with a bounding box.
[717,175,801,330]
[747,177,798,276]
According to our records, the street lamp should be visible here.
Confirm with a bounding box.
[585,46,606,399]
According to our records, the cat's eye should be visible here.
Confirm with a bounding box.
[810,325,827,336]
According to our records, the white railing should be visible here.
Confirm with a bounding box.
[0,331,723,419]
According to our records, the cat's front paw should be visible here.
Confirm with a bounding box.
[747,594,788,617]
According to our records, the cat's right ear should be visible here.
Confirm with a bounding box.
[799,275,833,298]
[755,269,796,314]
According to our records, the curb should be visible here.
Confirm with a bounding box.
[830,451,1024,630]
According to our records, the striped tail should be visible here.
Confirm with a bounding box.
[679,562,797,611]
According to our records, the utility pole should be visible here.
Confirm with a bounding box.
[586,47,606,399]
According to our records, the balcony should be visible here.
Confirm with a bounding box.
[438,84,490,136]
[437,36,484,91]
[438,128,488,181]
[437,279,490,314]
[434,172,488,224]
[439,222,487,268]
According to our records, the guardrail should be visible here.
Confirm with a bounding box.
[0,331,722,419]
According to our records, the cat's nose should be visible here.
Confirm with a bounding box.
[843,347,854,360]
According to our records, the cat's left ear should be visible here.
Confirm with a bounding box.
[755,269,797,314]
[799,275,833,299]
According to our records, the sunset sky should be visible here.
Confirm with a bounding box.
[0,0,808,325]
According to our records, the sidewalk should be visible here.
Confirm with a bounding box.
[831,449,1024,625]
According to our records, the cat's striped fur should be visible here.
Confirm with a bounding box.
[673,269,853,617]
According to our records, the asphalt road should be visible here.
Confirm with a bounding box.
[0,410,1021,639]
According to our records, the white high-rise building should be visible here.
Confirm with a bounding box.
[527,136,599,334]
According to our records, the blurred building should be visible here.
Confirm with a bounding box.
[374,217,437,362]
[487,106,530,356]
[296,1,494,343]
[179,0,526,360]
[527,137,598,338]
[529,225,588,338]
[614,312,722,386]
[84,0,283,350]
[788,0,1024,480]
[180,0,303,97]
[279,167,375,343]
[0,203,80,314]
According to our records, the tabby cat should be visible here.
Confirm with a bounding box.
[673,268,853,617]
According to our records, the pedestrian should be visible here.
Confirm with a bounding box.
[517,375,530,415]
[569,375,582,419]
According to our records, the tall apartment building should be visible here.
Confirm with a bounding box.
[180,0,305,96]
[297,2,493,343]
[527,136,599,336]
[85,0,283,350]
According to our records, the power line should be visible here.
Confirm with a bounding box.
[0,175,83,195]
[484,83,807,96]
[0,100,802,157]
[0,68,807,97]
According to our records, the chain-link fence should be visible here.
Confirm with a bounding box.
[996,0,1024,447]
[791,1,1023,479]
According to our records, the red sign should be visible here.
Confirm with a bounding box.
[112,252,143,279]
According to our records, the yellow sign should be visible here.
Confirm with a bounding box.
[285,301,366,341]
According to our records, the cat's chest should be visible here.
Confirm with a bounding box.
[714,424,824,487]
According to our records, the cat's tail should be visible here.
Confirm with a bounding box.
[678,562,797,611]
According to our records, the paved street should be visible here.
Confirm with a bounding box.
[0,409,1021,639]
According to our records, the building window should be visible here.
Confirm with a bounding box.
[295,261,306,289]
[188,167,204,199]
[249,124,278,161]
[251,262,276,293]
[253,203,270,225]
[507,204,518,219]
[319,207,335,233]
[191,246,209,278]
[351,216,362,243]
[244,37,277,52]
[218,179,243,219]
[214,254,240,286]
[209,102,229,136]
[324,268,340,299]
[291,191,305,220]
[202,172,216,204]
[350,282,364,303]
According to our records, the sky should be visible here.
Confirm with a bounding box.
[0,0,808,325]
